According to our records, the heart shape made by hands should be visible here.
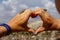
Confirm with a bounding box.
[19,8,57,35]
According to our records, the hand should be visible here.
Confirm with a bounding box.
[34,8,60,35]
[7,9,34,33]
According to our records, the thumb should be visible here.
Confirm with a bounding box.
[34,27,45,35]
[24,26,35,33]
[27,28,35,33]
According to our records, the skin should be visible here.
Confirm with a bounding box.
[34,8,60,35]
[55,0,60,13]
[0,9,35,37]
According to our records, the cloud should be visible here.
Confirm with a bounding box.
[0,0,29,23]
[2,0,11,4]
[43,0,60,18]
[0,0,60,23]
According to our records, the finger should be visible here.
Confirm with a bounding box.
[24,26,35,33]
[34,8,54,23]
[19,9,26,14]
[27,28,35,33]
[17,9,33,23]
[23,9,33,16]
[31,8,43,18]
[19,9,33,18]
[34,27,45,35]
[31,12,38,18]
[34,8,48,20]
[22,9,33,21]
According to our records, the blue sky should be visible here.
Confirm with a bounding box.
[0,0,60,23]
[0,0,2,2]
[0,0,3,2]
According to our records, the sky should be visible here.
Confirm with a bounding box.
[0,0,60,23]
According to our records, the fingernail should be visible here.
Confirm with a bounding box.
[19,9,26,14]
[44,9,47,11]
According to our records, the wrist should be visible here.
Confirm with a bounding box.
[7,22,18,32]
[0,26,7,36]
[0,26,7,33]
[23,9,32,16]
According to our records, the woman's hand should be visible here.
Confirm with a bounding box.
[7,9,34,33]
[34,8,60,35]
